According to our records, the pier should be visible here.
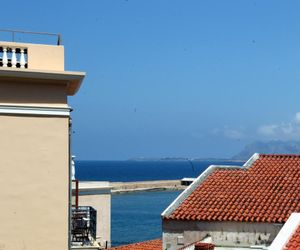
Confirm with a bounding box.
[110,180,186,193]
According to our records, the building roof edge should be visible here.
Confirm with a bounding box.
[269,213,300,250]
[161,153,260,219]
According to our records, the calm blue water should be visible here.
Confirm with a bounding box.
[75,160,244,182]
[75,160,244,246]
[112,190,181,246]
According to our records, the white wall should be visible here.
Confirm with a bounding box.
[162,220,282,250]
[77,182,112,248]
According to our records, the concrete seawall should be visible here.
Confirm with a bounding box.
[111,180,185,193]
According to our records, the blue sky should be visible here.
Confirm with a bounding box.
[2,1,300,160]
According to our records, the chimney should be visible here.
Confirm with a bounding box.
[194,242,215,250]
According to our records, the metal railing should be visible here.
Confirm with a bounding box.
[71,206,97,245]
[0,29,62,45]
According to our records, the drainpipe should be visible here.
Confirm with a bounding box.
[68,115,73,250]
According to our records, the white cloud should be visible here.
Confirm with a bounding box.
[210,112,300,141]
[224,128,245,140]
[295,112,300,124]
[212,127,245,140]
[258,112,300,140]
[282,123,294,134]
[258,124,278,136]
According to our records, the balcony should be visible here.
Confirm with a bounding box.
[71,206,97,247]
[0,29,64,72]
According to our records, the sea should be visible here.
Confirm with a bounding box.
[75,160,244,246]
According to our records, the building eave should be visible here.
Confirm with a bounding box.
[0,68,85,95]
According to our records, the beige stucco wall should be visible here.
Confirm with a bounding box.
[0,80,68,107]
[162,220,283,250]
[0,115,69,250]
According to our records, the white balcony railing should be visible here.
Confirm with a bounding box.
[0,46,28,69]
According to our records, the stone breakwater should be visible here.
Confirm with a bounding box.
[111,180,185,193]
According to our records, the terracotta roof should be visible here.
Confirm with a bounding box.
[285,225,300,249]
[165,154,300,223]
[110,239,161,250]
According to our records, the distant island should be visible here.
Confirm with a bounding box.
[128,140,300,162]
[128,157,244,162]
[232,140,300,160]
[128,157,188,161]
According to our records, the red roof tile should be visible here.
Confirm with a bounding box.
[285,225,300,249]
[109,239,162,250]
[165,154,300,223]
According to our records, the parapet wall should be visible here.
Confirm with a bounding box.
[0,41,64,71]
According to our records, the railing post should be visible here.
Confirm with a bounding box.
[2,47,8,67]
[20,49,26,68]
[11,48,17,68]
